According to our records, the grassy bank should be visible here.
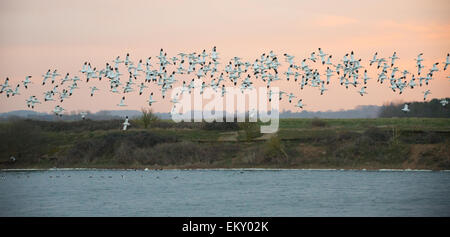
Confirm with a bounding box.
[0,118,449,170]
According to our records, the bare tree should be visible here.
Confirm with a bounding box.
[141,108,159,128]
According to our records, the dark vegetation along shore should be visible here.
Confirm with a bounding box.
[1,113,449,170]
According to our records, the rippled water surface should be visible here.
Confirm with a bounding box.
[0,169,449,216]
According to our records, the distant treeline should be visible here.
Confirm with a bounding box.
[1,99,449,121]
[379,98,450,118]
[0,106,382,121]
[279,105,381,119]
[0,110,145,121]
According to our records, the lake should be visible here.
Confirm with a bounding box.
[0,169,449,216]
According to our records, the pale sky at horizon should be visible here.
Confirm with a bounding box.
[0,0,449,114]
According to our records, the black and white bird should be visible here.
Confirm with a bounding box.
[401,104,410,113]
[122,116,130,130]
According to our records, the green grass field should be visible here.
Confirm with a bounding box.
[279,117,450,130]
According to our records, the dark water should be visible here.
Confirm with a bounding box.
[0,169,449,216]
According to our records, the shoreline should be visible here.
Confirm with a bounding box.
[1,167,447,172]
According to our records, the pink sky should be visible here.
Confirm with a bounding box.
[0,0,449,114]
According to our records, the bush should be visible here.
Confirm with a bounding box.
[135,141,238,166]
[140,108,159,129]
[399,131,446,144]
[311,118,327,127]
[239,121,261,142]
[364,127,390,142]
[0,119,46,161]
[263,135,288,163]
[114,142,137,164]
[337,131,360,141]
[201,120,240,131]
[65,131,178,163]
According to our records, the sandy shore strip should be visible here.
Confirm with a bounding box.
[1,167,445,172]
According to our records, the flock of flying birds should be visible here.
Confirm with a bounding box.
[1,47,449,120]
